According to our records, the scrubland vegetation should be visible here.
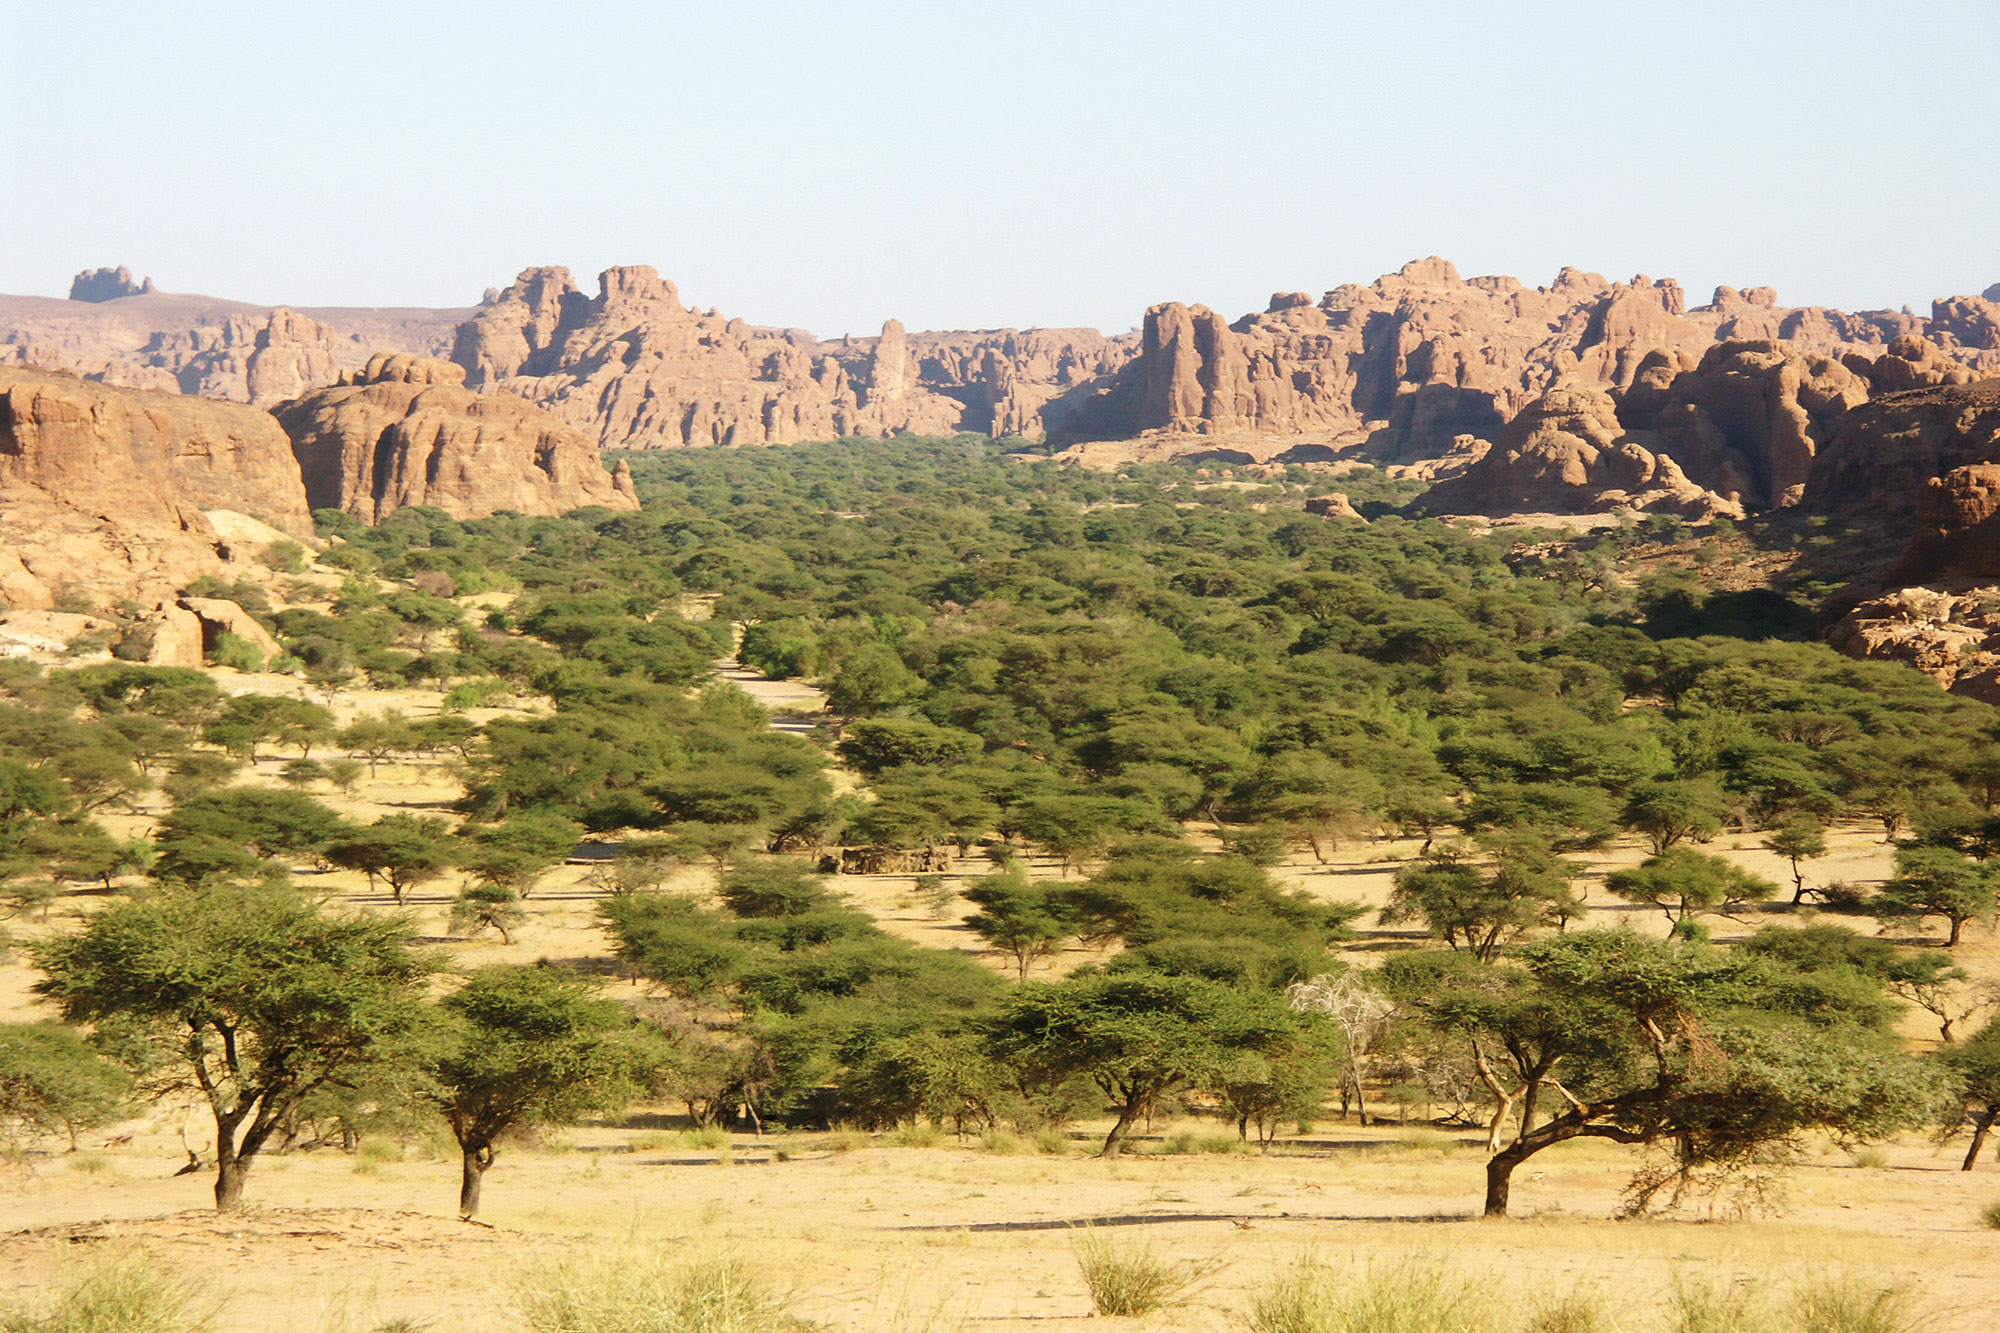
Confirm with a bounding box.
[3,436,2000,1327]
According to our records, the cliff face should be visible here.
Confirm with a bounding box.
[274,353,640,524]
[450,265,973,448]
[1801,380,2000,520]
[1418,387,1737,519]
[1053,260,2000,458]
[0,367,307,609]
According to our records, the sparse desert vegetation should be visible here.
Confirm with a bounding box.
[0,440,1998,1330]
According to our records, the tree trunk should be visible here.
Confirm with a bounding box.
[1949,917,1966,946]
[1964,1107,1997,1171]
[1518,1080,1542,1138]
[1483,1141,1527,1217]
[214,1150,248,1212]
[460,1145,493,1217]
[1099,1095,1146,1158]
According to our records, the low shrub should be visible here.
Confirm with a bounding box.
[1072,1232,1214,1319]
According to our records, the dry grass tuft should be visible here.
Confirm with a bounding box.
[1071,1231,1216,1319]
[0,1250,219,1333]
[1241,1257,1482,1333]
[514,1250,803,1333]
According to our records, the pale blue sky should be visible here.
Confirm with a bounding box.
[8,1,1998,336]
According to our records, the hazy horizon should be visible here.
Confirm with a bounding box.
[9,2,1998,338]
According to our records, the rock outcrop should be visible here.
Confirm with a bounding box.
[451,266,970,448]
[1825,586,2000,705]
[0,367,305,608]
[1801,380,2000,520]
[0,274,468,404]
[1052,260,2000,464]
[1419,387,1738,519]
[69,267,154,302]
[275,353,640,523]
[1617,341,1872,509]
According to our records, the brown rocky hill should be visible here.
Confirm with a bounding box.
[0,366,309,611]
[1800,379,2000,521]
[1051,259,2000,460]
[0,272,469,404]
[452,265,990,448]
[274,353,639,524]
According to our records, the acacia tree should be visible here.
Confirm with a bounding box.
[1604,848,1779,925]
[1943,1017,2000,1171]
[429,965,662,1218]
[1620,779,1729,855]
[962,870,1071,980]
[31,883,434,1210]
[328,814,457,905]
[988,972,1296,1157]
[1382,837,1581,961]
[1461,931,1940,1217]
[1762,819,1829,904]
[0,1023,132,1150]
[1875,846,2000,946]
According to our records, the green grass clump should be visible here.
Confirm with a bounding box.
[1980,1200,2000,1230]
[515,1251,802,1333]
[890,1123,943,1148]
[1072,1233,1214,1319]
[679,1124,731,1151]
[1668,1276,1772,1333]
[979,1129,1028,1155]
[0,1251,217,1333]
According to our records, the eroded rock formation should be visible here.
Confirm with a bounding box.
[275,353,640,523]
[1801,380,2000,520]
[1053,260,2000,464]
[0,367,306,608]
[1419,387,1739,519]
[69,267,154,302]
[452,265,970,447]
[1,272,468,404]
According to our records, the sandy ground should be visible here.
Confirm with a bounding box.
[1,1122,1997,1331]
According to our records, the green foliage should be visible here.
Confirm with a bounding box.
[1604,847,1781,923]
[0,1024,131,1148]
[430,965,666,1215]
[962,869,1072,980]
[1384,836,1582,959]
[1072,1233,1214,1318]
[988,970,1304,1156]
[1875,845,2000,945]
[513,1250,802,1333]
[326,814,457,904]
[31,881,436,1210]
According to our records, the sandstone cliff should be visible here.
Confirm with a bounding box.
[1800,380,2000,520]
[0,367,308,609]
[1052,260,2000,464]
[451,265,973,448]
[275,353,640,524]
[1419,387,1738,519]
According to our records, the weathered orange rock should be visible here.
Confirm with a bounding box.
[452,266,969,448]
[0,276,467,404]
[1801,380,2000,520]
[1617,341,1871,509]
[275,353,640,523]
[1420,387,1739,519]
